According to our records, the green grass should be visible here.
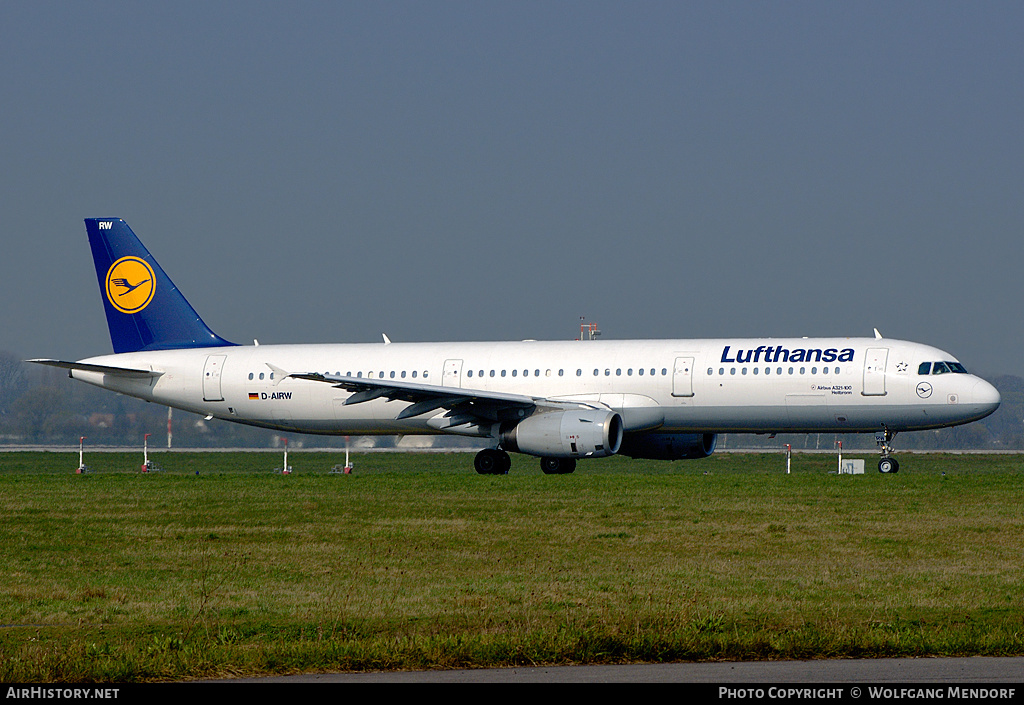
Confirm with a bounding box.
[0,451,1022,681]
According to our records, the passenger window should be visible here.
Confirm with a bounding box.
[411,371,416,378]
[512,370,517,377]
[248,373,253,380]
[467,370,473,378]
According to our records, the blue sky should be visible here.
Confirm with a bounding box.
[2,1,1022,377]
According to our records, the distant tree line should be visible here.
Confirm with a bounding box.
[0,350,1021,451]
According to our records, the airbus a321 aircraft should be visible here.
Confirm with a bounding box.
[31,219,1001,475]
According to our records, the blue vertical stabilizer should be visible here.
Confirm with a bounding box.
[85,218,236,353]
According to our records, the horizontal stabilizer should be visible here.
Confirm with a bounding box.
[26,359,163,379]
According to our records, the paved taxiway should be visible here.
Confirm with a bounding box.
[238,657,1023,683]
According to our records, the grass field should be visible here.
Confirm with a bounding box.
[0,450,1022,682]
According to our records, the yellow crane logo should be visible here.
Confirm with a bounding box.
[105,256,156,314]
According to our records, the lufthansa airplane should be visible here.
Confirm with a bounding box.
[31,219,1001,475]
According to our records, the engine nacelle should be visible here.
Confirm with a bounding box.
[501,409,623,459]
[618,432,717,460]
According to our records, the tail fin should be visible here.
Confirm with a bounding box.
[85,218,236,353]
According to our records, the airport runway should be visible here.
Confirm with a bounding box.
[240,657,1024,683]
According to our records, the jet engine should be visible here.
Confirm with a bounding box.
[618,432,717,460]
[501,409,623,459]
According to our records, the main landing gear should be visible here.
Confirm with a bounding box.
[474,448,511,475]
[473,449,578,475]
[540,457,576,475]
[876,427,900,474]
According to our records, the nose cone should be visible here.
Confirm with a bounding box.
[971,378,1001,418]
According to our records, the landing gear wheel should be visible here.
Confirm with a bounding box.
[878,457,900,474]
[875,427,900,474]
[497,450,511,475]
[540,457,576,474]
[475,449,510,475]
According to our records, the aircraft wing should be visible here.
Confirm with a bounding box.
[26,359,164,379]
[289,371,600,423]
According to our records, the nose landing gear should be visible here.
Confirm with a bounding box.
[876,427,900,473]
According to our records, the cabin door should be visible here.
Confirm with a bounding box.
[862,347,888,396]
[671,356,695,397]
[202,355,226,402]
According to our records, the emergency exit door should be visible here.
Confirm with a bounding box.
[442,359,464,388]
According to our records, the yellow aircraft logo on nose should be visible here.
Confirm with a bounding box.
[105,256,156,314]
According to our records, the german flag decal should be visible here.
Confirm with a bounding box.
[248,393,259,400]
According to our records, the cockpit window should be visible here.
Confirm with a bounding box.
[919,361,968,375]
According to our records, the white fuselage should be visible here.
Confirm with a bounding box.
[70,337,1000,438]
